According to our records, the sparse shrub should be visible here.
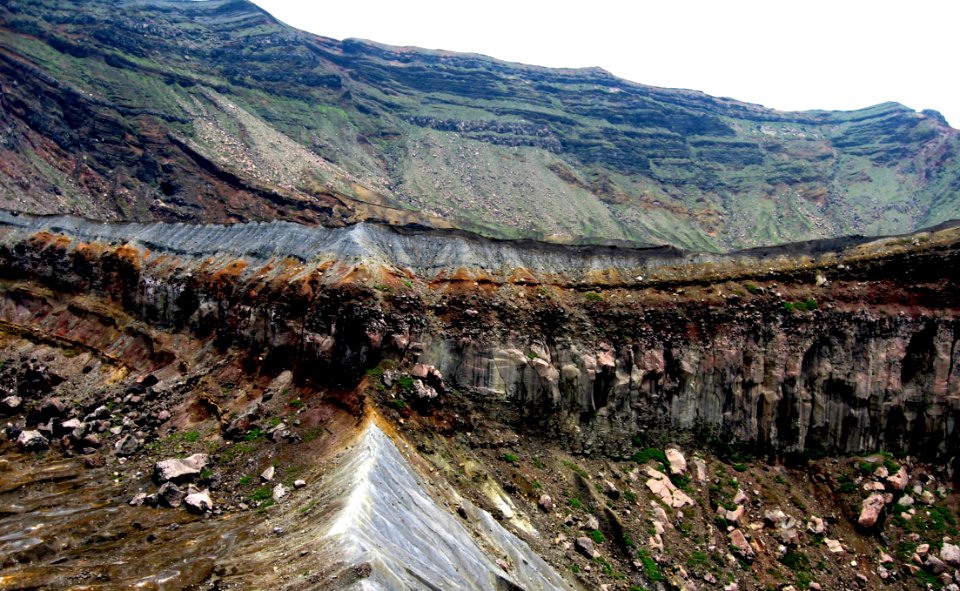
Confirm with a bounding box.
[396,375,415,393]
[239,475,252,486]
[745,284,760,295]
[390,399,408,411]
[781,549,810,572]
[589,529,605,544]
[244,427,262,441]
[732,463,748,472]
[183,430,200,443]
[687,551,709,567]
[636,548,664,582]
[584,291,603,302]
[501,452,519,464]
[631,448,668,468]
[569,498,583,510]
[250,486,272,502]
[623,490,637,503]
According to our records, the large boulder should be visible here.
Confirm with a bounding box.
[858,493,886,528]
[154,453,210,483]
[157,482,186,508]
[940,542,960,567]
[184,489,214,513]
[665,447,687,476]
[574,537,599,559]
[728,529,754,561]
[16,429,49,451]
[644,467,695,508]
[114,434,141,457]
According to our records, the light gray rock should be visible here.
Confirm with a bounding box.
[574,536,599,559]
[154,453,210,483]
[665,447,687,476]
[158,482,186,508]
[1,395,23,414]
[538,494,555,513]
[942,542,960,567]
[16,429,49,451]
[114,434,141,456]
[184,488,214,513]
[260,465,275,482]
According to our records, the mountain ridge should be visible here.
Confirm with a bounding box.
[0,0,957,250]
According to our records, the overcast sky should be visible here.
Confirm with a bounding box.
[251,0,958,127]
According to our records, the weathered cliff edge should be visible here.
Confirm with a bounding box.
[1,211,958,464]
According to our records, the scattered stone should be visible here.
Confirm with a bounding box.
[16,429,49,451]
[157,482,186,508]
[272,483,287,502]
[184,489,214,513]
[917,543,931,558]
[780,528,800,546]
[898,494,915,507]
[538,494,555,513]
[155,453,210,483]
[807,516,825,534]
[644,467,695,508]
[602,480,620,500]
[294,479,306,489]
[858,493,886,528]
[920,490,937,505]
[114,434,141,456]
[129,492,148,506]
[575,537,599,559]
[38,397,67,420]
[728,529,754,561]
[156,410,171,422]
[887,466,909,490]
[412,379,438,399]
[941,542,960,567]
[723,505,745,525]
[927,555,948,574]
[260,465,275,482]
[692,457,708,483]
[583,515,600,531]
[84,454,106,468]
[825,538,844,553]
[665,447,687,476]
[733,488,748,505]
[1,395,23,415]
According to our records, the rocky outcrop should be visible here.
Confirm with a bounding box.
[0,214,958,464]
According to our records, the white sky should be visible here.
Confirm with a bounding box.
[251,0,959,127]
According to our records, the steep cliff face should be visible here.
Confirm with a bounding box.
[1,0,958,249]
[2,214,957,465]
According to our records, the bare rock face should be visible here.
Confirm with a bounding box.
[858,493,887,528]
